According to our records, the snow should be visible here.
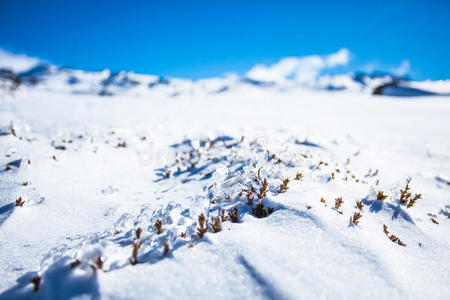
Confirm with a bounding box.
[0,57,450,299]
[0,49,41,73]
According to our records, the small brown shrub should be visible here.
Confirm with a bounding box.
[163,242,170,255]
[155,220,163,234]
[246,191,254,205]
[278,178,290,193]
[30,275,41,292]
[399,178,412,204]
[197,213,208,238]
[350,212,362,225]
[399,178,421,208]
[377,191,387,201]
[130,241,142,265]
[211,217,221,233]
[407,193,421,208]
[356,200,364,211]
[70,259,81,269]
[220,209,227,222]
[383,224,406,246]
[228,206,239,223]
[257,178,268,199]
[15,196,25,207]
[252,201,274,218]
[334,197,344,209]
[136,227,143,239]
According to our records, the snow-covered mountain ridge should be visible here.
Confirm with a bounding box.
[2,56,450,98]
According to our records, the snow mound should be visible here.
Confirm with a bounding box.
[1,130,449,298]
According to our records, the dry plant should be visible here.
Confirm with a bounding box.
[431,218,439,225]
[295,172,303,180]
[15,196,25,207]
[228,206,239,223]
[14,197,25,207]
[382,224,389,235]
[130,241,142,265]
[356,200,364,211]
[350,212,362,225]
[180,232,187,238]
[383,225,406,246]
[155,220,163,234]
[136,227,143,239]
[11,125,17,137]
[70,259,81,269]
[278,178,290,193]
[252,201,274,218]
[407,193,421,208]
[257,178,268,199]
[377,191,388,201]
[315,161,324,170]
[257,167,262,180]
[220,209,227,222]
[197,213,208,238]
[211,217,221,232]
[246,191,254,205]
[334,197,344,209]
[30,275,41,292]
[92,256,104,270]
[163,242,170,255]
[399,178,421,208]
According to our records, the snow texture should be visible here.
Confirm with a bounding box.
[0,52,450,299]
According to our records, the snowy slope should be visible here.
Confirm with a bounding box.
[0,57,450,299]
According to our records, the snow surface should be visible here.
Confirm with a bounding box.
[0,58,450,299]
[0,49,41,73]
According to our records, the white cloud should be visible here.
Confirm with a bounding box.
[246,48,350,83]
[326,48,350,67]
[391,60,410,76]
[0,48,41,72]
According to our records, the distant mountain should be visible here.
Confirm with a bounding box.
[1,63,449,97]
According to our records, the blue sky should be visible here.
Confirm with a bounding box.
[0,0,449,80]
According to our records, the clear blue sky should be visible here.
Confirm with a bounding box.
[0,0,449,80]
